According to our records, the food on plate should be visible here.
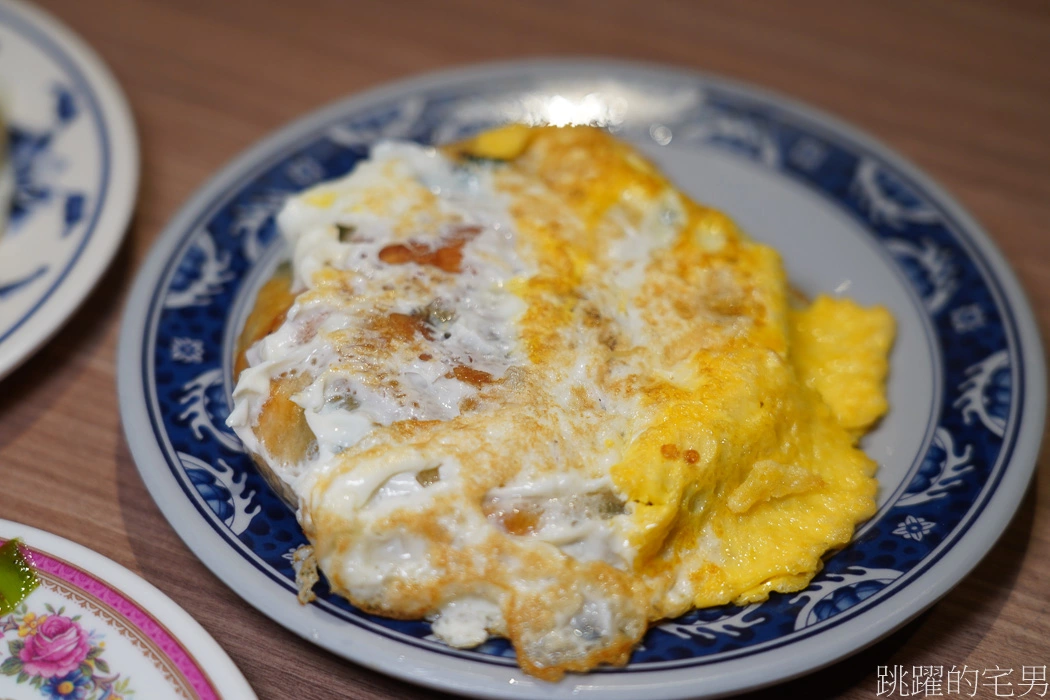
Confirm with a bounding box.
[226,125,894,679]
[0,539,39,614]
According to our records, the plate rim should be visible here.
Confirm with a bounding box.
[0,0,140,381]
[0,518,257,700]
[116,57,1046,699]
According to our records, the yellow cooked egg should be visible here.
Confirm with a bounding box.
[227,125,894,680]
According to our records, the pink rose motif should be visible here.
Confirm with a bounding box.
[18,615,91,678]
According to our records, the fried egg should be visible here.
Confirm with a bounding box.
[227,125,894,680]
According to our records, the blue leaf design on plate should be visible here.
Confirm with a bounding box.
[955,350,1011,438]
[169,244,207,294]
[908,442,948,495]
[186,467,235,523]
[6,84,86,233]
[54,84,78,124]
[8,126,54,228]
[988,365,1012,425]
[64,193,85,235]
[810,579,888,623]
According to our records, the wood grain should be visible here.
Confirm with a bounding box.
[3,1,1049,697]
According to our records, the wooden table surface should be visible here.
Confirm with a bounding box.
[3,1,1048,697]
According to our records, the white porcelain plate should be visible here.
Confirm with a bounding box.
[0,0,138,380]
[0,520,255,699]
[117,60,1045,698]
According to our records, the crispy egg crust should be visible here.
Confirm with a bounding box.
[229,125,894,679]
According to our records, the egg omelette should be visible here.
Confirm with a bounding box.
[226,125,894,680]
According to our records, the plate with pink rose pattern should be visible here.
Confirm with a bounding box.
[0,520,255,700]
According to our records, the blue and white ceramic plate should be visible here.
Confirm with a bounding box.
[117,60,1045,699]
[0,0,138,380]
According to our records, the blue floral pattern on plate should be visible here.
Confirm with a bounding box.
[133,66,1028,676]
[6,84,85,234]
[0,0,134,381]
[0,80,94,303]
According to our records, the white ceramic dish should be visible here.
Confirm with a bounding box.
[0,520,256,699]
[0,0,138,380]
[117,59,1044,698]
